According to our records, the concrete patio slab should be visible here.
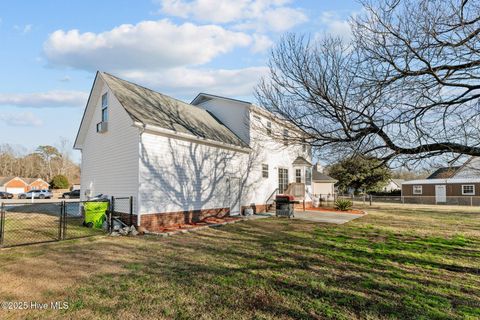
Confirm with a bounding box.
[293,210,365,224]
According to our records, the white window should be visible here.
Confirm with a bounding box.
[262,164,269,178]
[295,169,302,183]
[305,167,312,185]
[462,185,475,195]
[253,115,261,121]
[101,93,108,122]
[278,168,289,193]
[266,121,272,136]
[413,185,422,195]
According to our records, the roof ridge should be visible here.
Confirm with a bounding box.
[101,72,195,109]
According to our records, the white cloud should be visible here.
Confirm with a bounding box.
[118,66,269,97]
[14,24,33,34]
[318,12,351,41]
[0,112,43,127]
[0,91,88,108]
[251,34,274,53]
[43,19,252,72]
[157,0,308,32]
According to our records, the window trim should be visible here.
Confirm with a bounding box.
[278,168,289,194]
[305,167,312,185]
[462,184,475,195]
[101,93,109,122]
[413,185,423,195]
[283,129,289,145]
[295,168,302,183]
[262,164,269,179]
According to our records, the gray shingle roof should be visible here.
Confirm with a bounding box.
[101,72,249,149]
[312,164,337,182]
[292,156,312,166]
[312,171,337,182]
[0,177,16,186]
[0,177,48,186]
[427,166,460,179]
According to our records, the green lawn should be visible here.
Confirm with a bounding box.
[0,205,479,319]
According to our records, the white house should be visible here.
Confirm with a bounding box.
[74,72,313,231]
[311,164,337,199]
[383,179,404,192]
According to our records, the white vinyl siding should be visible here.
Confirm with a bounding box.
[80,80,139,212]
[139,133,248,215]
[194,98,250,145]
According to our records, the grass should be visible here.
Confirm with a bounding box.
[0,204,479,319]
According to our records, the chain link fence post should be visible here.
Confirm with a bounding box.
[0,202,5,247]
[109,197,114,234]
[129,196,134,227]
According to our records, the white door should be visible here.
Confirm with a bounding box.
[229,177,241,216]
[435,185,446,203]
[6,187,25,194]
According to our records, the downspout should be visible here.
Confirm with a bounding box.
[136,123,146,228]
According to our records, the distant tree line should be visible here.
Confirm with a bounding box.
[0,139,80,188]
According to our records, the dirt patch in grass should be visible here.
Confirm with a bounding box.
[306,206,365,214]
[153,216,241,233]
[0,204,479,319]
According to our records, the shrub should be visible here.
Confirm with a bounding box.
[334,199,353,211]
[50,174,69,189]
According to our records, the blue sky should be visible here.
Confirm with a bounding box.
[0,0,360,162]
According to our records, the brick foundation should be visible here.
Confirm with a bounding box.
[139,207,230,231]
[114,211,138,226]
[241,203,271,214]
[138,201,314,231]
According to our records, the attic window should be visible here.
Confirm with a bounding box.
[283,129,289,145]
[101,93,109,122]
[266,121,272,136]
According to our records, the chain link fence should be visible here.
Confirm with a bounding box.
[335,194,480,207]
[0,197,133,248]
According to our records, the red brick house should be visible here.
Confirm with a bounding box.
[0,177,50,194]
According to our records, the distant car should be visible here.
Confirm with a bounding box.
[0,191,14,199]
[18,190,53,199]
[62,189,80,199]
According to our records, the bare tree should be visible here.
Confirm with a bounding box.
[256,0,480,165]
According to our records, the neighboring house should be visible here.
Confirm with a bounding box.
[70,178,81,191]
[0,177,49,194]
[0,177,29,194]
[383,179,404,192]
[311,164,337,198]
[426,157,480,179]
[427,167,461,179]
[74,72,312,231]
[451,157,480,178]
[25,178,50,191]
[402,178,480,204]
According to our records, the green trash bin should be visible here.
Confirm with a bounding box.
[84,201,109,229]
